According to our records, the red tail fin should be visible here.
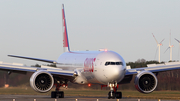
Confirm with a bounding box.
[62,4,70,52]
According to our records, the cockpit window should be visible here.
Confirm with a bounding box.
[105,62,123,66]
[105,62,110,65]
[116,62,122,65]
[111,62,115,65]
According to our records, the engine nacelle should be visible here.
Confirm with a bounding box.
[134,71,158,93]
[30,70,54,93]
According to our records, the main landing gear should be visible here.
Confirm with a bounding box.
[51,91,64,98]
[107,82,122,99]
[51,83,67,98]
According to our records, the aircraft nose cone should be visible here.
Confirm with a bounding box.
[104,66,125,83]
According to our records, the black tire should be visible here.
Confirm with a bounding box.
[58,91,64,98]
[108,91,115,99]
[116,92,122,99]
[108,92,111,99]
[112,92,115,99]
[51,91,57,98]
[61,92,64,98]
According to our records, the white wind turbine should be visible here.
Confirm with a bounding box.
[152,33,165,63]
[164,33,174,61]
[174,38,180,60]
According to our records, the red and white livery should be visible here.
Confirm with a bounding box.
[1,4,180,99]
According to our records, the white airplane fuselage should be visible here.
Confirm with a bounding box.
[57,50,126,85]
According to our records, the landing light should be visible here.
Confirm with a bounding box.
[99,49,108,52]
[88,84,91,87]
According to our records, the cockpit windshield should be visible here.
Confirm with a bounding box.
[105,62,123,66]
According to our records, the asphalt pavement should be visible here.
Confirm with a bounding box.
[0,95,179,101]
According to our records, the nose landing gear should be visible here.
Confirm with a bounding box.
[107,82,122,99]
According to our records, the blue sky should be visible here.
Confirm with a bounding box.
[0,0,180,65]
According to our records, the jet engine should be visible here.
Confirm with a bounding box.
[30,70,54,93]
[134,71,158,93]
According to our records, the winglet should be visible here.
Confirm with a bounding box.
[62,4,70,52]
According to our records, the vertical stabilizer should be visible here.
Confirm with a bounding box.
[62,4,70,52]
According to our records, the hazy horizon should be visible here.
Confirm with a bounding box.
[0,0,180,66]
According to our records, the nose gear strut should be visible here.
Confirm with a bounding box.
[107,82,122,99]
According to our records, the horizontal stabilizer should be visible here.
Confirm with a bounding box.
[8,55,57,64]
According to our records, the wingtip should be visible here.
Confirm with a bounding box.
[8,55,12,57]
[62,4,64,9]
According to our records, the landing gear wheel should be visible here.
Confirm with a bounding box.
[108,91,110,99]
[51,91,57,98]
[51,91,64,98]
[115,92,122,99]
[108,91,115,99]
[58,91,64,98]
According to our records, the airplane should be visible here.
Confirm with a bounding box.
[1,4,180,99]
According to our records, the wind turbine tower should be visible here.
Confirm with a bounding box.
[174,38,180,60]
[152,33,164,63]
[165,32,174,61]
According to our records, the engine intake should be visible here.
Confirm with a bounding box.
[30,70,54,93]
[134,71,158,93]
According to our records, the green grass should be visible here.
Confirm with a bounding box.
[121,90,180,99]
[1,87,180,99]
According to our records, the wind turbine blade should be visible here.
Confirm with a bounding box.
[164,47,170,53]
[175,38,180,43]
[159,39,165,45]
[178,44,180,60]
[169,32,171,46]
[152,33,159,44]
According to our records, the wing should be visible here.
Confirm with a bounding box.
[119,62,180,84]
[0,62,74,77]
[125,62,180,75]
[8,55,57,64]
